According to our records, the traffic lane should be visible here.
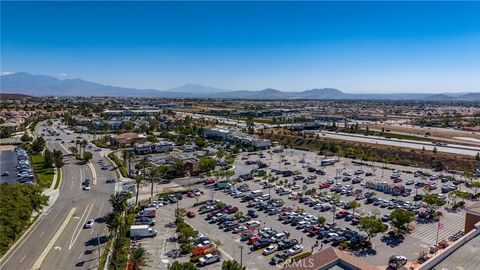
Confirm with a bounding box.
[41,170,111,270]
[0,149,17,184]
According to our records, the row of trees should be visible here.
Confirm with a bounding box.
[0,184,48,256]
[44,148,64,168]
[103,192,150,270]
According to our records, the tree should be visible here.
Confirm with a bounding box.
[81,139,88,158]
[20,133,32,142]
[198,156,216,172]
[83,151,93,164]
[422,193,446,211]
[109,192,130,215]
[52,149,62,166]
[317,216,326,224]
[476,152,480,161]
[357,216,386,242]
[122,150,133,175]
[104,212,121,236]
[32,137,46,153]
[130,247,150,270]
[44,149,54,168]
[222,260,246,270]
[450,190,471,203]
[347,200,361,216]
[75,139,81,157]
[134,175,143,205]
[389,208,415,234]
[110,236,129,270]
[470,182,480,197]
[464,171,475,184]
[433,146,437,153]
[168,261,196,270]
[68,146,78,156]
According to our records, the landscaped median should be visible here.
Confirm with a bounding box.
[31,153,55,188]
[54,168,62,190]
[98,236,113,270]
[107,152,128,178]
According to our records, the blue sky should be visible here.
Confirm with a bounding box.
[1,1,479,93]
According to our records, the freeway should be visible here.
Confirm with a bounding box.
[0,121,117,270]
[316,131,480,156]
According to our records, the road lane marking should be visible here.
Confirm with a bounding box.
[97,201,104,220]
[0,210,47,269]
[69,204,90,248]
[69,203,94,250]
[39,231,45,238]
[49,208,63,224]
[31,207,76,270]
[20,255,26,263]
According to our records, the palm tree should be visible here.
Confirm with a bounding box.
[75,139,80,158]
[135,175,143,205]
[148,167,162,198]
[81,139,88,158]
[130,247,150,270]
[123,150,132,175]
[69,146,78,156]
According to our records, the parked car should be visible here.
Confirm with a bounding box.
[287,245,303,256]
[262,245,278,255]
[270,251,289,265]
[197,254,221,267]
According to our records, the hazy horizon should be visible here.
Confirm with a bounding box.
[2,1,480,93]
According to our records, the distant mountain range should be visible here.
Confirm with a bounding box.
[1,72,479,101]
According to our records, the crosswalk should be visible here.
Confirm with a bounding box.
[411,211,465,246]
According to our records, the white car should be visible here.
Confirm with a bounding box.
[83,184,91,190]
[263,245,278,255]
[288,244,303,256]
[84,219,94,228]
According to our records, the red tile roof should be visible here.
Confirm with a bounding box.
[282,247,379,270]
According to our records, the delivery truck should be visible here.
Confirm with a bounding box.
[130,225,157,238]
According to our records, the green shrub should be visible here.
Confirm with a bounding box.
[291,252,311,261]
[127,214,135,225]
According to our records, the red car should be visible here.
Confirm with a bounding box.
[248,236,260,245]
[224,207,238,214]
[241,157,248,160]
[187,192,195,198]
[335,210,349,219]
[319,182,331,189]
[187,210,196,218]
[204,178,216,185]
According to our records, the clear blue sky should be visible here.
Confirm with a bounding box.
[1,1,479,93]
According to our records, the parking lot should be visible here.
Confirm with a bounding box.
[0,147,17,184]
[136,148,471,269]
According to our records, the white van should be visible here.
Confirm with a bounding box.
[251,190,263,197]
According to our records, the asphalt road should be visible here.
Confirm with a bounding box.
[317,131,480,156]
[0,121,117,270]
